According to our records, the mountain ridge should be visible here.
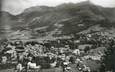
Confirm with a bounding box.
[0,1,115,40]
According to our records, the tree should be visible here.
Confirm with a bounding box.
[101,45,115,72]
[84,46,90,53]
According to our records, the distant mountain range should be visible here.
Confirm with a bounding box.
[0,1,115,40]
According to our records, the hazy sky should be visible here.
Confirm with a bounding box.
[2,0,115,15]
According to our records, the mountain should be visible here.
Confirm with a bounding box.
[0,1,115,40]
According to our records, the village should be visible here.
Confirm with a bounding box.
[0,31,114,72]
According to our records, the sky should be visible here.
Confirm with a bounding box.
[2,0,115,15]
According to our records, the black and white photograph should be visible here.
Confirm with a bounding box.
[0,0,115,72]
